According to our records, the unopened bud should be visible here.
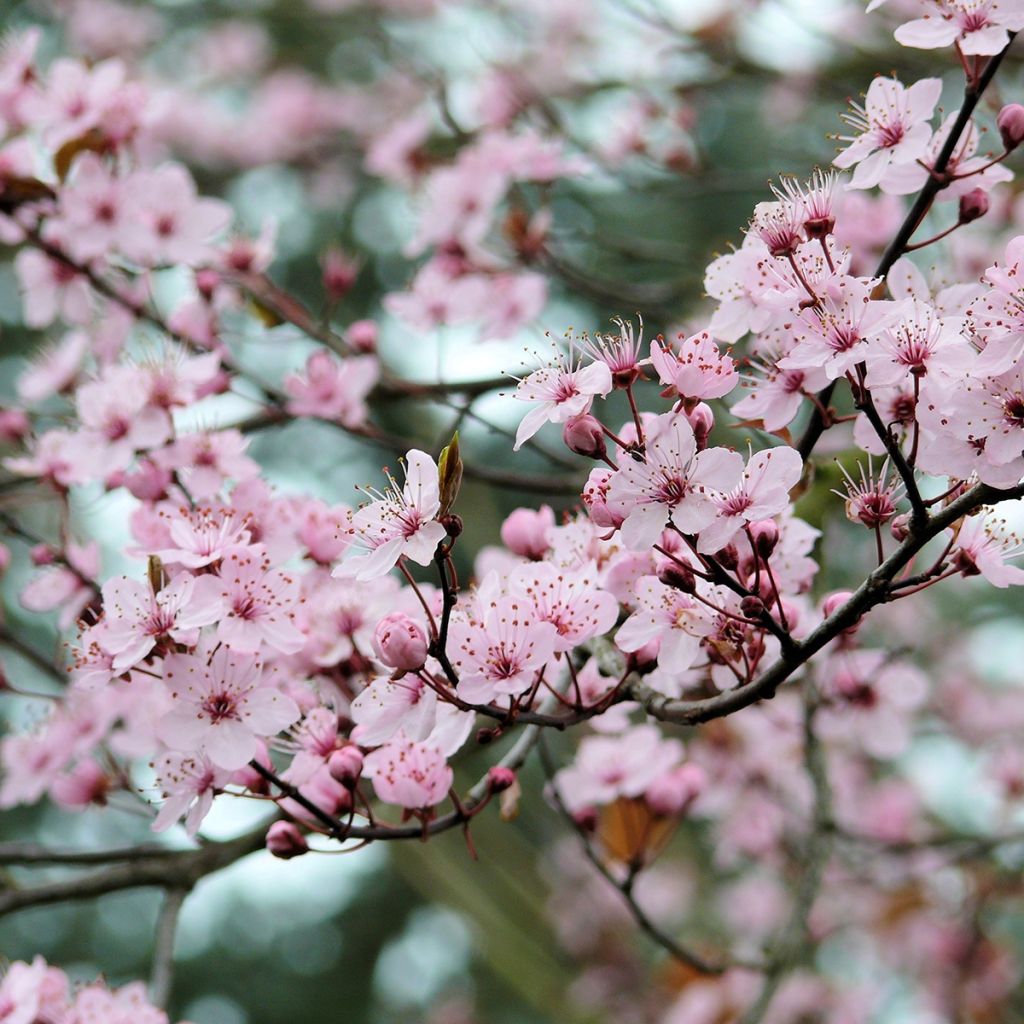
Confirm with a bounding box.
[0,409,29,443]
[562,413,608,460]
[686,402,715,450]
[890,513,911,542]
[821,590,853,619]
[740,595,766,618]
[346,319,377,354]
[322,248,359,301]
[373,613,429,673]
[327,746,364,788]
[998,103,1024,151]
[748,519,779,559]
[500,506,553,560]
[657,561,696,593]
[440,513,463,538]
[488,766,516,793]
[958,188,989,225]
[30,544,55,567]
[714,544,739,571]
[573,807,598,832]
[266,821,309,860]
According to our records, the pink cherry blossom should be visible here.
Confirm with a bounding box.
[512,350,613,450]
[833,77,942,190]
[284,350,379,427]
[362,730,453,808]
[99,572,226,672]
[606,412,744,549]
[552,724,684,814]
[213,545,304,654]
[894,0,1024,55]
[334,449,446,581]
[615,574,710,670]
[697,446,804,554]
[158,647,299,769]
[448,593,559,704]
[152,750,231,834]
[649,330,739,401]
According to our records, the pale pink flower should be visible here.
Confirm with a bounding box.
[834,77,942,190]
[334,449,447,581]
[70,981,170,1024]
[57,153,134,262]
[697,445,804,553]
[4,428,101,487]
[863,301,972,387]
[284,350,379,427]
[159,647,299,769]
[98,572,226,672]
[779,276,898,380]
[19,540,99,630]
[75,365,173,470]
[362,731,453,808]
[351,674,438,746]
[615,575,710,669]
[214,545,304,654]
[448,593,559,704]
[121,163,232,266]
[880,114,1014,198]
[27,56,128,148]
[508,561,618,653]
[14,246,93,329]
[0,956,68,1024]
[152,750,230,835]
[649,330,739,401]
[154,429,258,499]
[156,505,252,569]
[552,724,684,814]
[953,510,1024,587]
[512,350,613,450]
[894,0,1024,55]
[17,331,90,404]
[606,412,744,549]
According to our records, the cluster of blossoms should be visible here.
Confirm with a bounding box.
[2,1,1024,1022]
[0,956,184,1024]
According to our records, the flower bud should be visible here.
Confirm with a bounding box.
[740,595,766,619]
[562,413,608,460]
[441,513,463,538]
[821,590,853,619]
[714,544,739,570]
[747,519,779,559]
[488,766,516,793]
[30,544,55,567]
[347,319,378,353]
[266,821,309,860]
[0,409,29,443]
[195,267,221,300]
[500,506,554,560]
[657,561,696,593]
[998,103,1024,151]
[327,746,364,788]
[573,806,598,832]
[322,248,359,301]
[645,763,705,817]
[373,613,429,673]
[686,402,715,450]
[51,761,109,809]
[890,512,911,542]
[958,188,989,225]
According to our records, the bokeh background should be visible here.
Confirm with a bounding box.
[2,1,1024,1022]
